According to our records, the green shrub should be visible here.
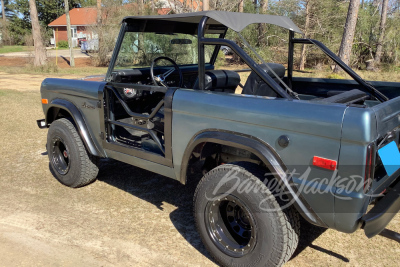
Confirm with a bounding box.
[57,40,69,49]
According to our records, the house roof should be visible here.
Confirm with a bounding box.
[49,8,97,26]
[48,5,173,27]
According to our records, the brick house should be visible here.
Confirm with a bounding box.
[48,1,201,47]
[48,8,97,47]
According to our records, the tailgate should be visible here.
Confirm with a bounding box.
[372,96,400,138]
[371,96,400,193]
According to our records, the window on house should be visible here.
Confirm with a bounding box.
[71,28,77,38]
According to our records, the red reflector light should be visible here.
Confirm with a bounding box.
[312,156,337,171]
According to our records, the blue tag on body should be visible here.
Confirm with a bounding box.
[378,141,400,176]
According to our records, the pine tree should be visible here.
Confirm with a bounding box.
[238,0,244,12]
[257,0,268,47]
[1,0,5,22]
[64,0,74,67]
[374,0,389,66]
[203,0,209,11]
[334,0,360,72]
[299,0,312,71]
[29,0,47,66]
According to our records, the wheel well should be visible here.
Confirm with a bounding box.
[185,141,263,182]
[183,138,327,229]
[46,107,72,124]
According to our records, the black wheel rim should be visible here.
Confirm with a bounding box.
[51,136,70,175]
[205,195,257,257]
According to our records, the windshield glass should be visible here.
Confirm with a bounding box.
[114,32,216,69]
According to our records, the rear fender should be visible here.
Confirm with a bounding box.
[181,130,328,228]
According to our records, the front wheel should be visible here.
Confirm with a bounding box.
[194,163,300,267]
[47,118,99,188]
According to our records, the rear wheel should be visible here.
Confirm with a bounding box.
[47,118,99,188]
[194,163,300,267]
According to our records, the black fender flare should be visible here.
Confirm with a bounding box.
[180,129,327,228]
[46,98,104,157]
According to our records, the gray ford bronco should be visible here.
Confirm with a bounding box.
[37,11,400,266]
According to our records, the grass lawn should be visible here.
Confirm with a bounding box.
[0,45,33,54]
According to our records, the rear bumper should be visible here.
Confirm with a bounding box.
[362,169,400,238]
[37,119,47,129]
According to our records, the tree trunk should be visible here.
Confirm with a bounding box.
[299,0,311,71]
[1,0,5,22]
[138,0,144,15]
[334,0,360,73]
[1,0,5,46]
[374,0,389,66]
[64,0,75,67]
[152,0,155,13]
[238,0,244,12]
[96,0,101,24]
[257,0,268,46]
[96,0,106,66]
[29,0,47,67]
[203,0,209,11]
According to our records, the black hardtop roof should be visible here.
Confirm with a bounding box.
[122,11,302,34]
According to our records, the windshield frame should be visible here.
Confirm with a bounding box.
[106,21,224,82]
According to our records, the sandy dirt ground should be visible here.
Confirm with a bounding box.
[0,73,399,266]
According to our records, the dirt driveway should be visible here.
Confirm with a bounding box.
[0,73,399,266]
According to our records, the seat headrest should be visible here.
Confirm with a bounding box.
[194,70,240,91]
[253,63,286,82]
[241,63,285,97]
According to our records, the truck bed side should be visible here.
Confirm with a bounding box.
[171,89,347,228]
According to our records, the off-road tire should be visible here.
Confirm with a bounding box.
[47,118,99,188]
[194,163,300,267]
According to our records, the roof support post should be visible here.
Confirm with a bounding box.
[106,22,127,82]
[197,16,209,91]
[287,30,294,90]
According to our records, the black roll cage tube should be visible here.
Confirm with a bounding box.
[108,16,388,102]
[197,16,293,99]
[287,34,389,102]
[198,16,388,102]
[103,85,167,155]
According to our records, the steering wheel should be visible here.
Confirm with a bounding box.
[150,56,183,88]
